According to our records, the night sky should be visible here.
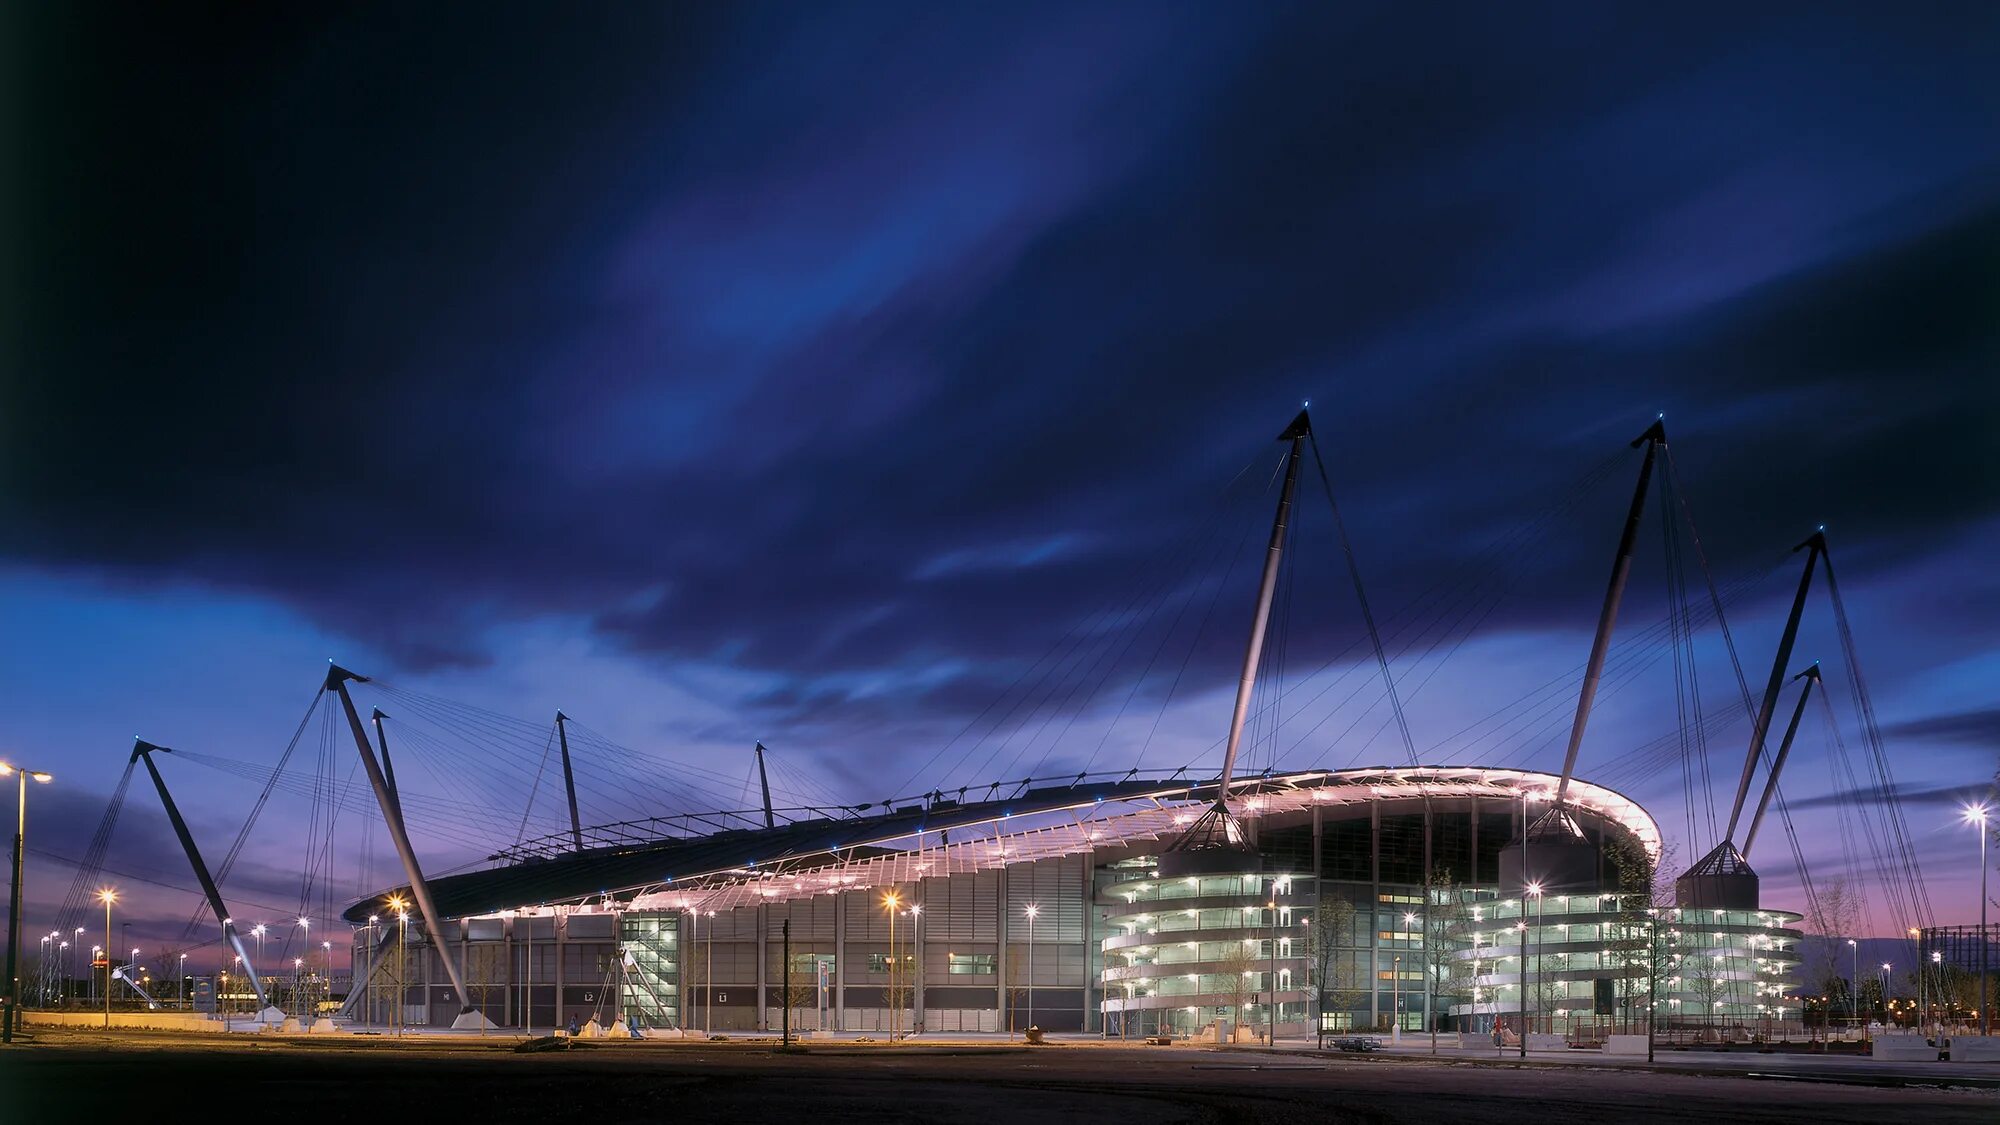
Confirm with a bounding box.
[5,4,1996,971]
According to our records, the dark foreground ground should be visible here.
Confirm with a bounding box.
[3,1030,1995,1124]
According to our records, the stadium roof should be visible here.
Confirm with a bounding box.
[341,765,1658,924]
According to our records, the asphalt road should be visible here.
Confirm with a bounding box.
[3,1030,1995,1124]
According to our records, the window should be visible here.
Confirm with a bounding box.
[948,953,996,975]
[867,953,913,973]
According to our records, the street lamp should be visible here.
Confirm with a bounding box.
[1404,910,1425,1049]
[883,892,901,1041]
[251,924,266,986]
[909,904,923,1035]
[1966,803,1990,1036]
[1392,954,1402,1043]
[73,928,84,1008]
[98,888,117,1029]
[1845,938,1858,1020]
[0,760,53,1043]
[179,953,188,1008]
[1023,904,1040,1038]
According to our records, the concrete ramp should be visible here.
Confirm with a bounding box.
[309,1017,342,1034]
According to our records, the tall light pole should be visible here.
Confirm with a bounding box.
[252,924,266,987]
[1930,951,1942,1030]
[1965,804,1990,1037]
[705,911,715,1035]
[1516,916,1528,1058]
[1846,938,1858,1021]
[179,953,187,1008]
[883,892,900,1041]
[909,904,923,1035]
[1404,910,1423,1048]
[1392,955,1402,1043]
[391,900,409,1037]
[98,889,117,1029]
[1880,962,1892,1025]
[1023,904,1040,1035]
[73,928,83,1008]
[1,761,53,1043]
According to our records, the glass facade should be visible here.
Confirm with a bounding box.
[618,913,679,1031]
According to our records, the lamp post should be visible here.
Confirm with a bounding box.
[1929,951,1942,1031]
[909,904,923,1035]
[1879,963,1892,1025]
[73,928,83,1008]
[1845,938,1858,1021]
[1023,904,1039,1036]
[1967,804,1991,1037]
[98,889,116,1029]
[1516,916,1528,1058]
[705,910,715,1036]
[1392,955,1402,1044]
[1,761,53,1043]
[365,915,378,1027]
[883,892,900,1041]
[293,958,303,1020]
[179,953,187,1008]
[251,924,266,988]
[1404,909,1427,1050]
[1267,891,1280,1045]
[394,902,409,1037]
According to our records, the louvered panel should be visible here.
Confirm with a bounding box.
[1005,857,1086,942]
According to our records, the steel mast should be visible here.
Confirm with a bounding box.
[1552,419,1667,808]
[129,741,273,1011]
[326,664,484,1024]
[1721,531,1825,844]
[1741,664,1820,861]
[1214,408,1310,800]
[555,711,583,852]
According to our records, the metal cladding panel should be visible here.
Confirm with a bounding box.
[928,870,999,942]
[466,918,505,941]
[707,906,759,941]
[566,913,616,940]
[845,888,894,941]
[764,895,838,940]
[1004,857,1086,943]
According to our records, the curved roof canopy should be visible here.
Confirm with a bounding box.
[342,766,1657,924]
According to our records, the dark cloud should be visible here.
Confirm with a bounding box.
[1778,781,1993,813]
[1881,708,2000,748]
[5,3,1998,775]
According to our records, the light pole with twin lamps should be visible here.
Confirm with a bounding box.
[1,760,54,1043]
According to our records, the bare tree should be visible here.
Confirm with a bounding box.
[1218,937,1263,1046]
[1306,894,1360,1040]
[463,944,507,1032]
[1422,866,1474,1052]
[883,949,914,1036]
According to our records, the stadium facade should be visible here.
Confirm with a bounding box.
[341,766,1805,1039]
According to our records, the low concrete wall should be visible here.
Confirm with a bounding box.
[1949,1036,2000,1062]
[28,1010,227,1033]
[1525,1033,1566,1051]
[1603,1034,1649,1056]
[1871,1034,1938,1061]
[1457,1032,1496,1050]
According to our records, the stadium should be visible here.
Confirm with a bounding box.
[336,761,1803,1041]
